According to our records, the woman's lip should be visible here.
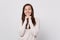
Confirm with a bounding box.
[26,12,30,13]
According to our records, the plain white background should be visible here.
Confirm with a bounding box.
[0,0,60,40]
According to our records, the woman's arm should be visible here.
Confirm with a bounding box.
[18,18,27,37]
[29,17,40,37]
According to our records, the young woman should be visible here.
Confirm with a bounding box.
[18,4,40,40]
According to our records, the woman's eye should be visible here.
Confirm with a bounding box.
[28,9,31,10]
[25,9,27,11]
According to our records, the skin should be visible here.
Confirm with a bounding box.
[24,5,32,19]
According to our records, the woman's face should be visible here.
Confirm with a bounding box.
[24,5,32,16]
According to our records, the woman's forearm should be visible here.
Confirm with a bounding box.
[19,18,27,37]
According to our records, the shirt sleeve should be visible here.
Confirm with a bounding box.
[29,17,40,37]
[18,18,27,37]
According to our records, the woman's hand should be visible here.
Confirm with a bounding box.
[25,16,31,19]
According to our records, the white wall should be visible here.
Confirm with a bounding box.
[0,0,60,40]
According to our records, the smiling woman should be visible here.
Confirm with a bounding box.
[18,3,40,40]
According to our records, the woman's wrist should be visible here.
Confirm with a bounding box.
[29,16,31,19]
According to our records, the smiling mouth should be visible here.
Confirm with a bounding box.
[26,12,31,13]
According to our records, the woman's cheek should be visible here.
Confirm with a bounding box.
[29,10,32,15]
[24,11,27,16]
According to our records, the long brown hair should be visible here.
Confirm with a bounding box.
[21,3,36,29]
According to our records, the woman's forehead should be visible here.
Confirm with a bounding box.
[25,5,31,7]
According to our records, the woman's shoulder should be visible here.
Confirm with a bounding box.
[35,17,40,22]
[19,17,22,23]
[35,17,40,26]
